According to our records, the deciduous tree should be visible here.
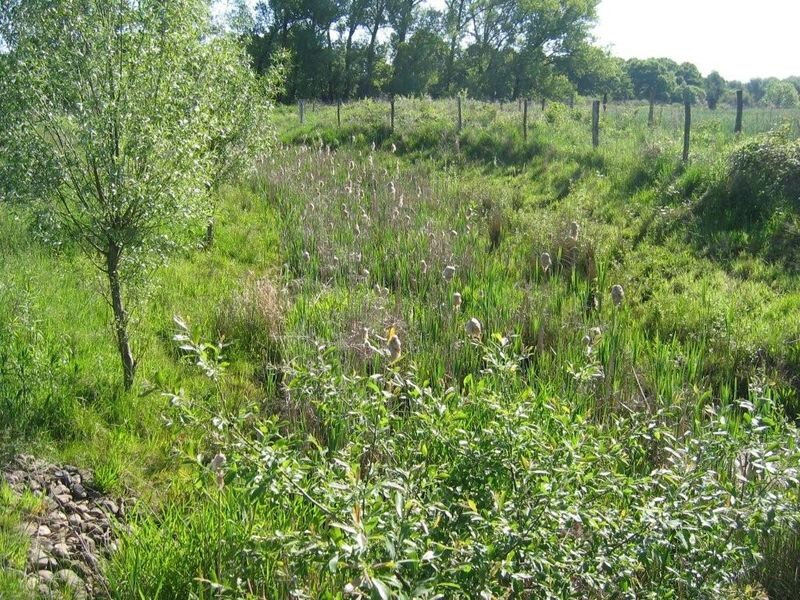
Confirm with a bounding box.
[0,0,272,389]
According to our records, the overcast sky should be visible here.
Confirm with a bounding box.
[216,0,798,82]
[593,0,799,81]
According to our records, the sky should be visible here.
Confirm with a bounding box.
[593,0,800,81]
[214,0,799,82]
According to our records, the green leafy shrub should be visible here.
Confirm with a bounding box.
[727,130,800,221]
[112,334,800,599]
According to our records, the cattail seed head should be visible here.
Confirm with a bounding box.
[611,284,625,306]
[465,317,482,339]
[442,265,456,281]
[453,292,462,308]
[387,328,402,361]
[210,453,227,472]
[540,252,552,272]
[569,221,580,241]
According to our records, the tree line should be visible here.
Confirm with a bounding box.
[229,0,800,109]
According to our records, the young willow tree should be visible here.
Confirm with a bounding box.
[0,0,272,390]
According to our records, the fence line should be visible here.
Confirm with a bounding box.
[290,96,800,161]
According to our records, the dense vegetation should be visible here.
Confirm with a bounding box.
[229,0,800,109]
[3,1,800,599]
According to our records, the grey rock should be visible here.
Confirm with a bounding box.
[55,569,87,598]
[71,483,88,500]
[53,543,70,559]
[81,551,99,568]
[51,483,70,497]
[28,545,46,564]
[38,569,55,584]
[86,508,105,521]
[68,513,83,527]
[18,521,37,536]
[37,524,52,537]
[53,470,72,486]
[78,535,97,553]
[99,499,119,515]
[55,568,83,586]
[37,555,57,570]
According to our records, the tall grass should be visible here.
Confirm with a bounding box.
[2,98,800,598]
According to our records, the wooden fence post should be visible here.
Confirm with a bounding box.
[592,100,600,148]
[541,98,546,111]
[569,95,574,109]
[735,90,743,134]
[390,96,395,132]
[523,98,528,141]
[457,95,463,133]
[337,100,342,128]
[299,100,305,124]
[683,100,691,163]
[602,93,608,113]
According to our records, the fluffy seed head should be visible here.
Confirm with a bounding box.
[442,265,456,281]
[465,317,482,339]
[453,292,462,308]
[387,327,402,361]
[611,284,625,306]
[540,252,552,272]
[569,221,580,241]
[210,453,227,472]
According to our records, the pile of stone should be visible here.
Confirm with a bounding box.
[3,455,131,599]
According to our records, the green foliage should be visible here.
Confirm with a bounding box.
[726,130,800,220]
[627,58,677,103]
[113,331,800,598]
[0,0,274,389]
[240,0,601,101]
[705,71,727,110]
[3,92,800,599]
[764,80,800,109]
[0,483,46,598]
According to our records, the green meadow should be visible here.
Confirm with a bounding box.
[2,98,800,598]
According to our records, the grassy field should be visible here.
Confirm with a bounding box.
[2,98,800,598]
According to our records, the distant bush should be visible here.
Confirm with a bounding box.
[727,130,800,219]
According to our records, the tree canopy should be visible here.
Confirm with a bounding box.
[0,0,273,389]
[238,0,605,101]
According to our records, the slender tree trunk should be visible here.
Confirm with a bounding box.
[444,0,466,93]
[327,30,336,101]
[362,19,382,97]
[648,89,655,127]
[344,25,358,99]
[106,243,136,390]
